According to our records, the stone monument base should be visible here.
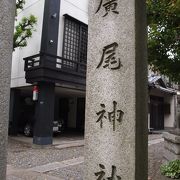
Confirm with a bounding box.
[163,131,180,161]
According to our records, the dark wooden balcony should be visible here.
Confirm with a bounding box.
[23,52,86,89]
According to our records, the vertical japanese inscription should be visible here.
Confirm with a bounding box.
[96,101,124,131]
[97,42,122,70]
[93,1,123,179]
[96,0,119,17]
[95,164,122,180]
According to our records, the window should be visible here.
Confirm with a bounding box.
[62,14,88,72]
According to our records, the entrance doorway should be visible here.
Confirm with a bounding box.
[150,96,164,130]
[59,98,69,130]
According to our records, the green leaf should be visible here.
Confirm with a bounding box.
[14,1,37,50]
[147,0,180,82]
[160,160,180,179]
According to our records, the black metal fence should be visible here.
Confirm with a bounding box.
[23,52,86,76]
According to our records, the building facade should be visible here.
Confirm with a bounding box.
[9,0,177,145]
[148,74,177,131]
[10,0,88,145]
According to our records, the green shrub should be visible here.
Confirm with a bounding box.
[160,160,180,179]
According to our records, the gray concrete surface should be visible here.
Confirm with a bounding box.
[163,132,180,161]
[28,157,84,173]
[9,135,84,147]
[7,137,84,180]
[7,134,170,180]
[148,138,164,146]
[0,1,15,179]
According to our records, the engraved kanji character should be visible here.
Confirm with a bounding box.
[96,104,107,128]
[97,42,122,70]
[95,164,106,180]
[96,0,119,17]
[107,165,121,180]
[108,101,124,131]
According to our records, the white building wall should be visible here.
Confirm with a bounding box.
[11,0,45,88]
[11,0,88,88]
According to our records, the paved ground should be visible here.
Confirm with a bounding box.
[148,134,171,180]
[7,134,172,180]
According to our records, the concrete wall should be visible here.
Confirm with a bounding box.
[0,1,15,179]
[11,0,88,88]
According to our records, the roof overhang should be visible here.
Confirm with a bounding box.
[148,75,177,95]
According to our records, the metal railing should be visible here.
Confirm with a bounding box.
[23,52,86,77]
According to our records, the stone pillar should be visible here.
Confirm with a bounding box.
[84,0,147,180]
[33,82,55,145]
[0,0,15,179]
